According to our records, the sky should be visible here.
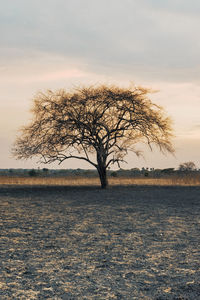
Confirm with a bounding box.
[1,0,200,170]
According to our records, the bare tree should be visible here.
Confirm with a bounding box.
[13,85,174,188]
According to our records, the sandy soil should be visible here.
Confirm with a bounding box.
[0,185,199,299]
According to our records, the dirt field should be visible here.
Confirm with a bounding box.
[0,184,199,299]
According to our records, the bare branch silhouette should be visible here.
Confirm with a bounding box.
[12,85,174,188]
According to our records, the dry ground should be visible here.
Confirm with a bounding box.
[0,183,199,299]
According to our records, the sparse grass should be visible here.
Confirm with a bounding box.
[0,176,99,186]
[1,175,200,186]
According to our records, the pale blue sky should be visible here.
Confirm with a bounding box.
[1,0,200,169]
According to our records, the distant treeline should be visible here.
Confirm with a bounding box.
[0,167,200,178]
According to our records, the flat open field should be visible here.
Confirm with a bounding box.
[0,184,199,299]
[1,175,200,186]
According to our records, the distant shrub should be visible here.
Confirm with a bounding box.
[161,168,175,175]
[28,169,37,177]
[110,171,118,177]
[179,162,196,171]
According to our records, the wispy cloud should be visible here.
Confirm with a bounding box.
[1,67,86,84]
[1,0,200,82]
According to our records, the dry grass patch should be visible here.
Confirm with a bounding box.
[0,175,200,186]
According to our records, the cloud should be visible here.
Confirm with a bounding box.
[141,0,200,16]
[2,66,86,84]
[1,0,200,83]
[0,0,200,169]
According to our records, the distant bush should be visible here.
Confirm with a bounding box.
[179,162,196,172]
[161,168,175,175]
[110,171,118,177]
[28,169,38,177]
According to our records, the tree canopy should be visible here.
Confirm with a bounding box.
[13,84,174,188]
[179,161,196,171]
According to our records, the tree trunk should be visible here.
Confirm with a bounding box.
[97,165,108,189]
